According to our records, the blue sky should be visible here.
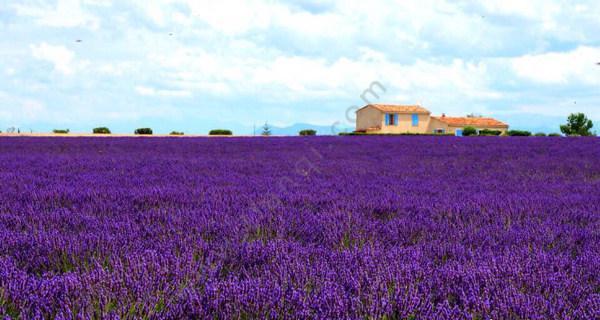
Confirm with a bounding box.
[1,0,599,134]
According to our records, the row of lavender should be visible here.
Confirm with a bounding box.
[0,137,598,319]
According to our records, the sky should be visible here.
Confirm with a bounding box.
[1,0,600,134]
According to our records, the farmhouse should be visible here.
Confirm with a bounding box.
[355,104,509,136]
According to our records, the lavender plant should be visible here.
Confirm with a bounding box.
[0,137,598,319]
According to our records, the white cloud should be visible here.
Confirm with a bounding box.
[505,100,600,120]
[0,91,47,125]
[13,0,100,29]
[135,85,191,97]
[145,41,500,110]
[479,0,556,19]
[84,0,112,7]
[3,0,600,131]
[30,43,78,75]
[21,99,47,119]
[511,46,600,85]
[183,0,275,35]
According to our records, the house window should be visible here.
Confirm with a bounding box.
[433,128,445,134]
[412,114,419,126]
[385,113,398,126]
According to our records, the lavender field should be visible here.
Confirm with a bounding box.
[0,137,599,319]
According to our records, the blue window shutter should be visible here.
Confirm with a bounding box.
[395,114,399,126]
[385,114,390,125]
[412,114,418,126]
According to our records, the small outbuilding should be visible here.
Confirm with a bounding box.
[355,104,509,136]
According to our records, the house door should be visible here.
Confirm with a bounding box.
[455,129,463,136]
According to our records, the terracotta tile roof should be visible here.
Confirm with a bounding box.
[431,116,508,128]
[359,104,431,114]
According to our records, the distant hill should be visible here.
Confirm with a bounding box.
[269,123,354,136]
[493,114,566,134]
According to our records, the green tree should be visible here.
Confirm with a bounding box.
[479,129,502,136]
[462,126,477,136]
[299,129,317,136]
[209,129,232,135]
[134,128,153,135]
[507,130,531,136]
[560,113,594,136]
[261,122,272,136]
[93,127,111,134]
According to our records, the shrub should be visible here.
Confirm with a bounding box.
[134,128,153,135]
[209,129,232,136]
[93,127,111,134]
[53,129,70,134]
[170,131,184,136]
[299,129,317,136]
[548,133,562,137]
[479,129,502,136]
[534,132,546,137]
[462,126,478,136]
[507,130,531,136]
